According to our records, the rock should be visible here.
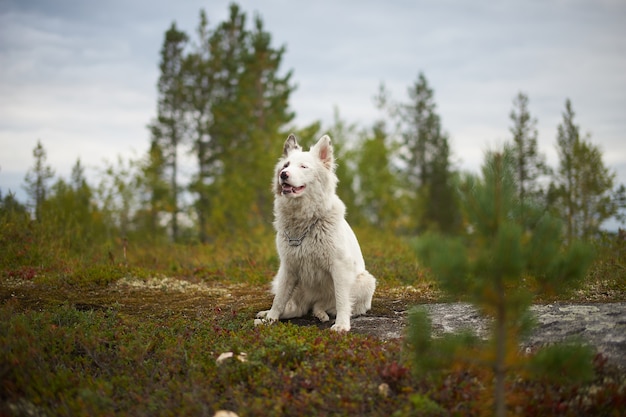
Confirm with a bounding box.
[295,302,626,368]
[378,383,390,397]
[527,303,626,367]
[216,352,248,365]
[213,411,238,417]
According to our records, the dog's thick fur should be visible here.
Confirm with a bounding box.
[256,134,376,332]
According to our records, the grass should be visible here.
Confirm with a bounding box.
[1,226,625,416]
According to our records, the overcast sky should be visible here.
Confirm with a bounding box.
[1,0,625,222]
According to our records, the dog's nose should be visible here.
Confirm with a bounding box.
[280,171,289,180]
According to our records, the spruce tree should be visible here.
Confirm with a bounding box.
[412,148,595,417]
[23,140,55,221]
[399,72,460,234]
[507,92,550,223]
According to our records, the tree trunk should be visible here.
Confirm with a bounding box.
[494,285,507,417]
[494,297,507,417]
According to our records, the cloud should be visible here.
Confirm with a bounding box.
[1,0,626,204]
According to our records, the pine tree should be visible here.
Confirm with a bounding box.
[201,4,294,234]
[237,11,295,223]
[0,191,28,219]
[70,159,91,211]
[399,72,460,234]
[551,99,621,241]
[412,148,594,417]
[97,156,138,240]
[69,159,94,236]
[356,121,401,229]
[507,92,550,223]
[553,99,581,243]
[37,159,105,251]
[23,140,55,221]
[425,131,460,234]
[136,140,169,241]
[327,107,360,222]
[149,23,189,242]
[184,10,215,243]
[201,4,249,235]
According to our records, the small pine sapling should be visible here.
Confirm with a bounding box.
[409,149,595,417]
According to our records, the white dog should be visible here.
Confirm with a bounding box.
[256,134,376,332]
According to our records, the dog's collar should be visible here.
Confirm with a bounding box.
[284,218,319,247]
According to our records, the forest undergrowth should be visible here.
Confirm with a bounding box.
[1,226,625,416]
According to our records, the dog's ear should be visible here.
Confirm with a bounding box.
[283,134,301,156]
[312,135,334,170]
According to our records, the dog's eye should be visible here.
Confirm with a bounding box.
[300,164,308,169]
[283,162,290,168]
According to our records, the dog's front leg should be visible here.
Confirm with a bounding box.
[330,263,353,332]
[256,265,297,324]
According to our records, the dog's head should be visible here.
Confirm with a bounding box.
[274,134,337,198]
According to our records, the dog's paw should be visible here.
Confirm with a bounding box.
[255,310,279,326]
[313,309,330,323]
[254,318,271,326]
[256,310,270,319]
[254,316,278,327]
[330,322,350,332]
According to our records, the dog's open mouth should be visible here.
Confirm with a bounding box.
[281,183,306,195]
